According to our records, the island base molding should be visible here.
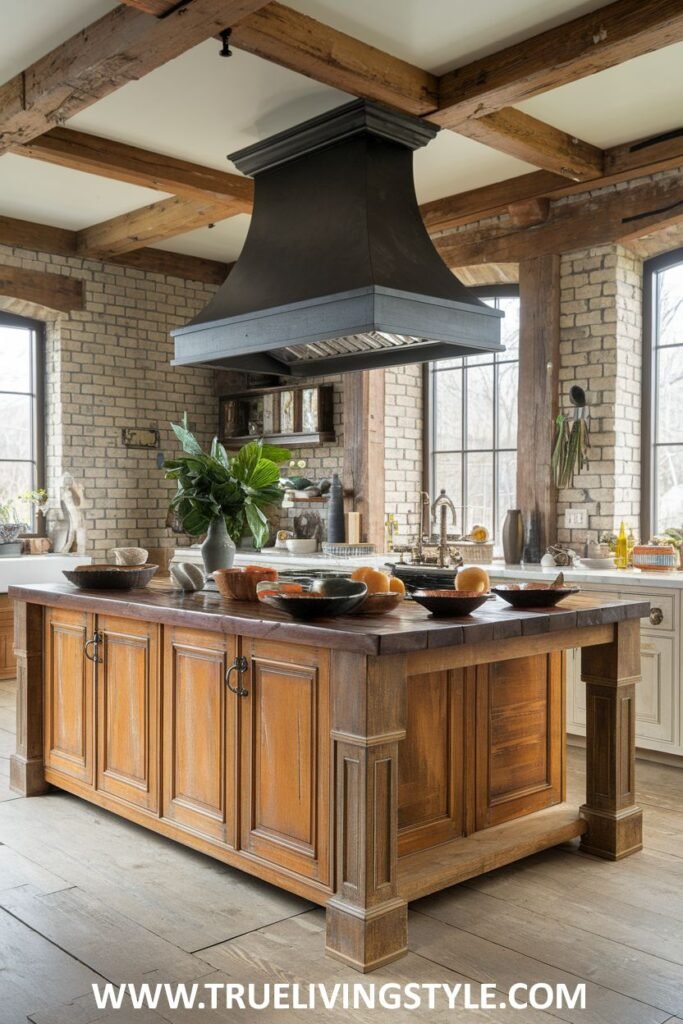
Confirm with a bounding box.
[9,589,647,971]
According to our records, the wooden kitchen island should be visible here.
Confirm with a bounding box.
[9,583,647,972]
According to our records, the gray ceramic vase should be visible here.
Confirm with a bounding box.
[201,517,236,573]
[502,509,524,565]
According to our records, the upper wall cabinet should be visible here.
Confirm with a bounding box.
[219,384,335,449]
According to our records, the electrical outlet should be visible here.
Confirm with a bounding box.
[565,508,588,529]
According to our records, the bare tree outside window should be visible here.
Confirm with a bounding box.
[643,251,683,536]
[427,291,519,551]
[0,314,45,531]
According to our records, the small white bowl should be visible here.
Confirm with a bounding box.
[285,538,318,554]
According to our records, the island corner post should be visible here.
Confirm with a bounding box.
[8,586,645,972]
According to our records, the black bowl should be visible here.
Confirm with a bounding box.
[256,579,368,620]
[63,564,158,590]
[412,589,490,617]
[492,584,580,608]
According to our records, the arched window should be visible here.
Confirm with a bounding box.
[426,288,519,549]
[642,248,683,537]
[0,313,45,533]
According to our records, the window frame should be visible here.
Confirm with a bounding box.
[641,246,683,540]
[423,284,520,546]
[0,312,46,536]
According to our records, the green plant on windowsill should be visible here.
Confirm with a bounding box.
[163,415,290,548]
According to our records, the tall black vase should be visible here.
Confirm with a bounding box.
[327,473,345,543]
[502,509,524,565]
[522,510,542,564]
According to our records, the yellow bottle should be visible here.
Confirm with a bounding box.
[615,521,628,569]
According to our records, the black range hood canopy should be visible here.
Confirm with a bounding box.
[172,99,503,377]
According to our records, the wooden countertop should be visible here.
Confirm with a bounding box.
[9,582,650,655]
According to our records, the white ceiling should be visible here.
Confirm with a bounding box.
[1,0,682,263]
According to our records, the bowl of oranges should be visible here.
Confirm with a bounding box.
[350,566,406,615]
[256,577,368,619]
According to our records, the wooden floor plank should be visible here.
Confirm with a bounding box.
[414,887,683,1014]
[196,910,555,1023]
[462,855,683,965]
[0,792,310,952]
[410,910,667,1024]
[0,885,214,987]
[0,907,102,1023]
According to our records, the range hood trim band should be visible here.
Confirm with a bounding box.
[172,285,504,369]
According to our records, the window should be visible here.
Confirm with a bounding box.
[426,290,519,548]
[643,248,683,537]
[0,314,44,531]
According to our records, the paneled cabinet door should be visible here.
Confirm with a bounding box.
[239,638,330,885]
[96,615,160,814]
[0,595,16,680]
[475,652,564,830]
[634,632,676,745]
[44,607,95,785]
[162,627,237,846]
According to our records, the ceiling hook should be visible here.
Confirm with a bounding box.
[219,28,233,57]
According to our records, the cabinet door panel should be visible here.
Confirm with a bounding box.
[0,595,16,680]
[163,627,236,845]
[635,633,676,744]
[476,653,563,830]
[398,668,467,855]
[96,616,159,813]
[44,608,94,784]
[240,639,330,884]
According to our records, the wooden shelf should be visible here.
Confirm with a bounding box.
[398,803,586,902]
[222,431,336,449]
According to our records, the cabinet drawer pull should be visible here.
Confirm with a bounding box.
[84,632,103,663]
[226,655,248,696]
[649,607,664,626]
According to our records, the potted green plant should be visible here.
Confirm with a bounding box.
[163,415,290,572]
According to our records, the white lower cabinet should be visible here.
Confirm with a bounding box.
[564,583,681,756]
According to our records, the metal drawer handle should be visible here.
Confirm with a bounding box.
[649,607,664,626]
[226,655,248,696]
[84,632,103,663]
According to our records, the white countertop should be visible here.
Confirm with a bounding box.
[174,547,683,590]
[0,553,91,594]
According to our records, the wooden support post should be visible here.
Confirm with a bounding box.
[326,651,408,972]
[580,618,643,859]
[342,370,385,549]
[517,254,560,556]
[10,602,48,796]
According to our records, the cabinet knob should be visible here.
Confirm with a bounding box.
[84,632,102,663]
[649,607,664,626]
[226,655,249,696]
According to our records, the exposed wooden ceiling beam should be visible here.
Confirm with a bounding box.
[456,108,603,181]
[119,0,176,12]
[434,173,683,265]
[435,0,683,129]
[19,128,254,209]
[421,128,683,233]
[0,0,270,152]
[75,195,242,258]
[0,213,229,284]
[0,264,85,315]
[231,1,438,115]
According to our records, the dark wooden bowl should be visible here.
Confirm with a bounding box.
[256,579,368,619]
[412,589,489,617]
[492,584,580,608]
[63,564,158,590]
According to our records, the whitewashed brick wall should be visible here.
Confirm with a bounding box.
[556,244,642,548]
[0,244,217,561]
[384,364,423,545]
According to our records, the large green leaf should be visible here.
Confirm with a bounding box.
[245,502,269,549]
[171,420,204,457]
[257,443,291,465]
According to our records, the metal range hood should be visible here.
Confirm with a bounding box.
[172,99,504,377]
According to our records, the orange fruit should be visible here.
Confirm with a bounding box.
[455,567,490,594]
[351,566,374,583]
[278,582,303,594]
[389,576,406,595]
[364,569,390,594]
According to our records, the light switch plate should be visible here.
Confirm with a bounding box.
[565,508,588,529]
